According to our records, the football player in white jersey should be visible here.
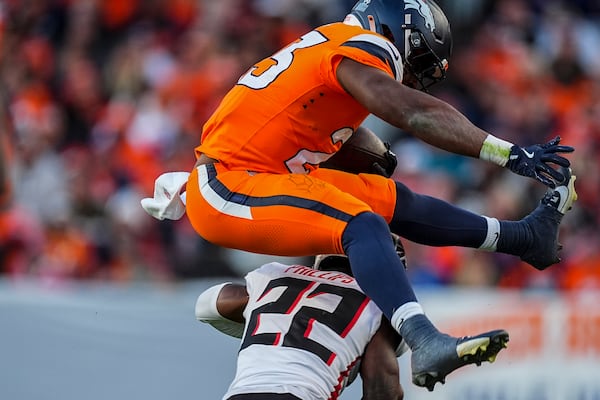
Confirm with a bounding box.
[195,241,409,400]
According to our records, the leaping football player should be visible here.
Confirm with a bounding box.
[143,0,577,390]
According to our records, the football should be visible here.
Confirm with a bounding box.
[320,126,397,177]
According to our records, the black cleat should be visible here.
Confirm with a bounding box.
[520,167,577,270]
[400,314,510,392]
[541,167,577,215]
[410,329,510,392]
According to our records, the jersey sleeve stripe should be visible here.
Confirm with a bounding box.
[341,34,403,81]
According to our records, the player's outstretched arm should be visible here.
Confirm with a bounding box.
[214,283,248,323]
[336,58,573,187]
[195,283,248,338]
[360,318,404,400]
[337,57,487,157]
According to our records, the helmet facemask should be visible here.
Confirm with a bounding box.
[402,28,449,92]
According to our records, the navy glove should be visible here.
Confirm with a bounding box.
[506,136,574,188]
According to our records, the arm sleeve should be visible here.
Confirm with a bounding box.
[195,283,245,339]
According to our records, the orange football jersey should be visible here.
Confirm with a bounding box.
[196,22,403,174]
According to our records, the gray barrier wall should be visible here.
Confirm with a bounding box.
[1,279,241,400]
[4,279,599,400]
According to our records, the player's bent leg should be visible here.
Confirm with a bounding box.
[315,170,492,249]
[390,181,489,247]
[341,211,508,392]
[341,211,507,393]
[342,212,417,316]
[389,171,578,271]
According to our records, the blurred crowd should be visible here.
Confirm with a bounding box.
[0,0,598,290]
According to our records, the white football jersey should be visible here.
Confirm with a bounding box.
[223,262,383,400]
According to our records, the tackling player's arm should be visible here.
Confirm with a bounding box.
[336,58,573,187]
[195,283,247,338]
[214,283,248,323]
[360,317,404,400]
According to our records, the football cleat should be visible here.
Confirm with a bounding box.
[541,167,577,215]
[520,167,577,270]
[408,326,509,392]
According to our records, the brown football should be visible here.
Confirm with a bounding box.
[320,126,397,177]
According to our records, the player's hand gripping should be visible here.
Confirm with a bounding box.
[506,136,574,188]
[371,142,398,178]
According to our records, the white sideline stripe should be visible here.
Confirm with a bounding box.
[197,165,253,220]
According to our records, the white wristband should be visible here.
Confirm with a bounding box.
[479,135,514,167]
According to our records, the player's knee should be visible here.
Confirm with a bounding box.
[392,181,419,220]
[394,181,416,206]
[342,212,390,252]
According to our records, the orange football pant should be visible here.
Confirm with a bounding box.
[185,163,397,257]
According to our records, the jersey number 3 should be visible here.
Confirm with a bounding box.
[238,31,328,90]
[240,276,369,365]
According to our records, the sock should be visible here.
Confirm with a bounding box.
[397,313,440,350]
[343,212,417,319]
[390,181,488,248]
[391,302,424,332]
[479,216,500,251]
[496,220,532,256]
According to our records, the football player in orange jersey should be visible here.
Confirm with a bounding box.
[145,0,577,391]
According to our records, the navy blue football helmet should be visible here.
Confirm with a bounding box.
[350,0,452,90]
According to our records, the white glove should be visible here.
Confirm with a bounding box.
[140,172,190,220]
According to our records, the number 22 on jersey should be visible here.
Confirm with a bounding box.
[240,276,369,366]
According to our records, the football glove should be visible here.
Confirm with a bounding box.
[506,136,574,188]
